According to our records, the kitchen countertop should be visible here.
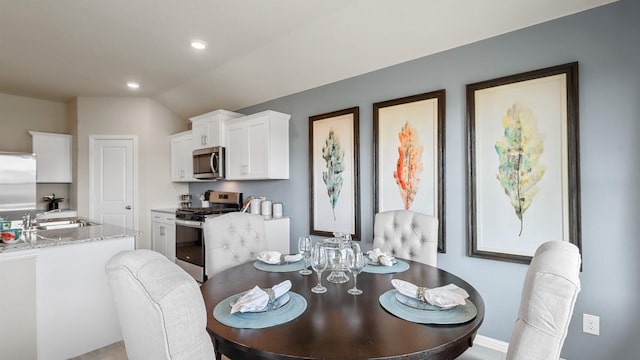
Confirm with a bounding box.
[0,220,140,254]
[151,208,177,214]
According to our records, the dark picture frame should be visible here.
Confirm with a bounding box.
[373,90,446,252]
[466,62,581,264]
[309,107,360,240]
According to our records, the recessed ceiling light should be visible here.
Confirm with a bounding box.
[191,40,207,50]
[127,82,140,89]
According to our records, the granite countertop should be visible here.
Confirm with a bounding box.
[0,220,140,254]
[151,208,177,214]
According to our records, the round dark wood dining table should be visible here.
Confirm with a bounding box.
[201,259,484,360]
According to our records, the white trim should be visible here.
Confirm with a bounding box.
[473,335,567,360]
[474,334,509,353]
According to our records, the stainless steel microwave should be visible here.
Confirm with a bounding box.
[193,146,225,180]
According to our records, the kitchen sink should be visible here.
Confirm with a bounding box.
[35,218,100,230]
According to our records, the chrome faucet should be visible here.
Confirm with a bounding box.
[23,209,63,231]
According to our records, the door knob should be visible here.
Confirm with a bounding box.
[125,205,132,210]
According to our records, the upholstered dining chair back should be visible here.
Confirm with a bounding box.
[105,249,215,360]
[372,210,438,266]
[506,240,581,360]
[204,212,268,277]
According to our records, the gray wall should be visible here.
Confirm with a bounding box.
[191,0,640,358]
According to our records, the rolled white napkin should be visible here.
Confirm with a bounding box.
[391,279,469,309]
[256,251,303,264]
[366,248,395,266]
[230,280,292,314]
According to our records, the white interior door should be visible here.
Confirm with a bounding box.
[90,136,137,229]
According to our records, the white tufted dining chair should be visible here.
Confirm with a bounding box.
[105,249,215,360]
[505,240,581,360]
[204,212,268,277]
[372,210,438,266]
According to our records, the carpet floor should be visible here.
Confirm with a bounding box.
[71,340,501,360]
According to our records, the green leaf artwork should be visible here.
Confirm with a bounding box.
[393,121,424,209]
[495,102,546,236]
[322,128,344,220]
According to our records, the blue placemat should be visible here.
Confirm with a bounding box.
[363,259,410,274]
[253,260,308,273]
[379,289,477,325]
[213,291,307,329]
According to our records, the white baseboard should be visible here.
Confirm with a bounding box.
[474,334,509,353]
[473,335,566,360]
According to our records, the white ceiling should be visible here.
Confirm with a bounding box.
[0,0,616,119]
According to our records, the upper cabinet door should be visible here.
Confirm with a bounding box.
[226,123,249,179]
[246,120,269,178]
[191,120,209,149]
[170,131,195,182]
[189,110,244,150]
[225,111,290,180]
[29,131,72,183]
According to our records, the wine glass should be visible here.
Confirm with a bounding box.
[346,244,367,295]
[297,235,312,275]
[310,243,328,294]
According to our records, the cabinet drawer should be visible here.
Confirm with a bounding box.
[151,212,175,225]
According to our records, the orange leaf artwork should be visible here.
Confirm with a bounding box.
[393,122,423,209]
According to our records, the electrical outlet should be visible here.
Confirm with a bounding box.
[583,313,600,335]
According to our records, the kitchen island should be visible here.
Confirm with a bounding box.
[0,219,138,253]
[0,220,138,360]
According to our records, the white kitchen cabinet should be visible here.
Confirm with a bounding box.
[170,131,196,182]
[190,109,244,150]
[225,110,290,180]
[264,216,290,254]
[29,131,72,183]
[151,210,176,261]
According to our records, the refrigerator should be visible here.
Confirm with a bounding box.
[0,152,37,211]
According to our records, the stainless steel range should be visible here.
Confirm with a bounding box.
[175,191,242,282]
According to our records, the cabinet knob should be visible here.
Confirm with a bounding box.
[125,205,132,210]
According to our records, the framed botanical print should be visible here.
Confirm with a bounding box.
[309,107,360,239]
[466,62,581,264]
[373,90,446,252]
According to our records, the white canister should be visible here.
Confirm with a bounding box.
[261,200,272,218]
[272,202,283,218]
[250,198,262,214]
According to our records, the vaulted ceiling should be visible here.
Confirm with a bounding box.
[0,0,616,118]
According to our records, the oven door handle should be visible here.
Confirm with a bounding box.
[175,219,203,228]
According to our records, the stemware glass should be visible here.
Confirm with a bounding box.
[345,244,367,295]
[326,232,350,284]
[310,243,328,294]
[297,235,312,275]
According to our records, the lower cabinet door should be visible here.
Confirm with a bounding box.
[151,211,176,261]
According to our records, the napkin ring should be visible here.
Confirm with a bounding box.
[265,288,275,301]
[416,287,427,303]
